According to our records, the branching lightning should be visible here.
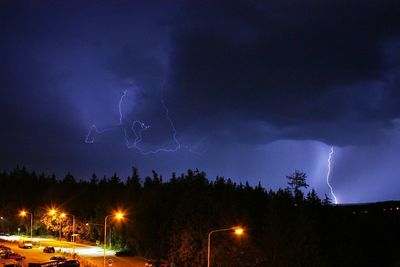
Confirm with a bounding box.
[85,125,115,143]
[326,146,339,204]
[85,88,184,155]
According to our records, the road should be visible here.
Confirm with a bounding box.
[0,238,146,267]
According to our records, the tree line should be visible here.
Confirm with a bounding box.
[0,166,399,267]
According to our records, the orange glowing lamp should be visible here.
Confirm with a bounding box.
[19,210,27,217]
[234,227,244,236]
[114,211,125,221]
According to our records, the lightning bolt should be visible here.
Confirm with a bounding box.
[326,146,338,204]
[85,88,184,155]
[85,90,129,144]
[85,125,115,144]
[119,90,127,125]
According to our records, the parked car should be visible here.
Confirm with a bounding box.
[115,250,134,257]
[0,259,22,267]
[0,250,8,258]
[58,260,80,267]
[0,245,13,256]
[4,253,25,261]
[49,256,67,262]
[43,246,55,253]
[18,241,32,249]
[0,245,12,251]
[145,259,171,267]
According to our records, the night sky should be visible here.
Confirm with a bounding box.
[1,0,400,203]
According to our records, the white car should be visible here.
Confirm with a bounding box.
[18,241,32,249]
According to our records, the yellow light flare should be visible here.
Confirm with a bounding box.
[114,211,125,221]
[234,227,244,236]
[48,208,57,216]
[19,210,27,217]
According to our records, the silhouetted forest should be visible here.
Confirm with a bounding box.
[0,166,399,267]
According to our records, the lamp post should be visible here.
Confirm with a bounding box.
[48,208,62,250]
[103,211,125,267]
[19,210,33,242]
[207,226,244,267]
[61,212,76,254]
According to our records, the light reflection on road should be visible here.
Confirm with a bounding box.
[0,236,146,267]
[1,235,113,256]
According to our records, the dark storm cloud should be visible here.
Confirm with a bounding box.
[0,0,173,142]
[0,37,81,145]
[167,0,400,145]
[2,0,400,203]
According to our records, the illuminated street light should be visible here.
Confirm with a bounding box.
[48,208,63,250]
[19,210,33,242]
[60,212,76,254]
[115,212,124,220]
[104,210,125,267]
[48,209,62,241]
[234,227,244,236]
[207,226,244,267]
[48,208,57,216]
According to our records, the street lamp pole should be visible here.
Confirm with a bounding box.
[103,211,125,267]
[207,226,244,267]
[61,213,76,254]
[59,217,62,250]
[30,213,33,242]
[103,215,110,267]
[19,210,33,242]
[48,208,63,251]
[73,215,75,253]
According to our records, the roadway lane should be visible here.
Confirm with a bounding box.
[1,240,146,267]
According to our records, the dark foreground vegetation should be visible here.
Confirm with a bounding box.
[0,166,399,266]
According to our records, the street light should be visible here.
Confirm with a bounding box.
[19,210,33,242]
[48,208,63,250]
[49,208,57,216]
[48,209,61,240]
[61,212,76,254]
[207,226,244,267]
[104,211,125,267]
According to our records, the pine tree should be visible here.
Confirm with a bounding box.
[286,170,309,192]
